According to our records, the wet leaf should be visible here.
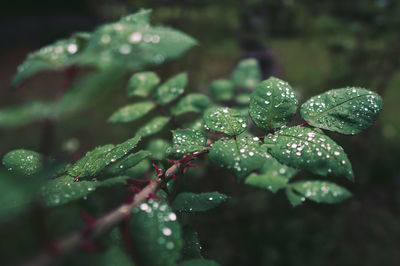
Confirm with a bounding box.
[137,116,170,137]
[265,127,354,181]
[124,159,151,178]
[249,77,298,132]
[203,107,247,136]
[231,58,261,90]
[155,73,188,105]
[172,192,229,212]
[171,93,211,116]
[40,175,129,207]
[300,87,383,135]
[180,259,221,266]
[68,135,141,178]
[130,199,182,266]
[2,149,42,176]
[147,139,170,160]
[106,150,151,175]
[127,71,160,97]
[291,180,352,204]
[167,129,207,157]
[182,226,202,259]
[209,79,235,101]
[245,157,297,193]
[77,12,197,70]
[209,137,270,180]
[184,118,204,130]
[12,37,86,86]
[285,188,304,207]
[120,8,151,25]
[108,101,155,123]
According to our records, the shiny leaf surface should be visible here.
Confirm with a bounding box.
[265,127,354,180]
[203,107,247,136]
[172,192,229,212]
[249,77,298,132]
[231,58,261,90]
[108,101,155,123]
[127,71,160,97]
[2,149,42,176]
[171,93,211,116]
[155,73,188,105]
[300,87,383,135]
[137,116,170,137]
[291,180,352,203]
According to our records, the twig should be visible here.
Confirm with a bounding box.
[20,149,209,266]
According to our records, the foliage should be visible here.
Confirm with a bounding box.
[0,9,384,266]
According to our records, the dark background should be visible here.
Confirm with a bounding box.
[1,0,400,265]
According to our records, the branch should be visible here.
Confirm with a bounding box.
[20,149,210,266]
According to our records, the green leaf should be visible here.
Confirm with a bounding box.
[171,93,211,116]
[155,73,188,105]
[108,101,155,123]
[0,101,52,129]
[130,199,182,266]
[291,180,352,204]
[180,259,221,266]
[203,107,247,136]
[209,137,270,180]
[40,175,129,207]
[285,188,304,207]
[124,159,151,178]
[172,192,229,212]
[120,8,152,25]
[68,135,141,178]
[265,127,354,181]
[182,226,202,259]
[12,37,86,86]
[96,245,134,266]
[167,129,207,157]
[184,118,204,130]
[147,139,170,160]
[76,12,197,70]
[249,77,298,132]
[137,116,170,137]
[127,71,160,97]
[2,149,42,176]
[209,79,235,101]
[245,157,297,193]
[300,87,383,135]
[107,150,151,175]
[231,58,261,90]
[236,93,250,106]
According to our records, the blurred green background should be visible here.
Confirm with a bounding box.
[1,0,400,265]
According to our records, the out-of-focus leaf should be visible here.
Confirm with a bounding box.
[209,137,270,180]
[147,139,169,160]
[155,73,188,105]
[300,87,383,135]
[291,180,352,204]
[108,101,155,123]
[209,79,234,101]
[180,259,221,266]
[171,93,211,116]
[236,93,250,105]
[12,37,87,86]
[231,58,261,90]
[249,77,298,132]
[265,127,354,181]
[2,149,42,176]
[0,102,52,128]
[172,192,229,212]
[78,11,197,70]
[127,71,160,97]
[137,116,170,137]
[203,107,247,136]
[286,188,304,207]
[124,159,150,178]
[130,199,182,266]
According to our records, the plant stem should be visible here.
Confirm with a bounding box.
[20,150,209,266]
